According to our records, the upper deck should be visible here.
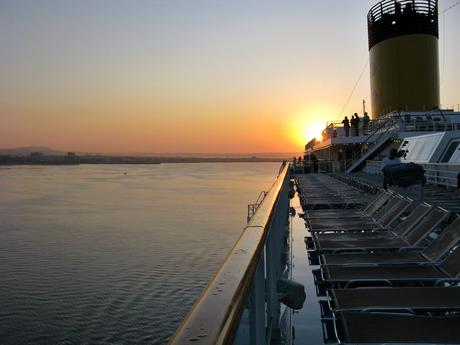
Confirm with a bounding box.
[306,110,460,152]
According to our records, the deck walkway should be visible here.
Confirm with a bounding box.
[290,193,324,344]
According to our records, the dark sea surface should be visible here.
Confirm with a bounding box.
[0,163,280,345]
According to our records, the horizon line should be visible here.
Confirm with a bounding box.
[0,146,304,157]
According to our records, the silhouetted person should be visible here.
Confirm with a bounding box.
[342,116,350,137]
[310,153,318,173]
[354,113,360,136]
[350,115,356,137]
[363,112,370,135]
[382,149,401,190]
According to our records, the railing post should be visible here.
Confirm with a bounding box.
[265,217,279,341]
[264,179,290,343]
[249,253,266,345]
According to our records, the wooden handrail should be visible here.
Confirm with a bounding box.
[168,164,290,345]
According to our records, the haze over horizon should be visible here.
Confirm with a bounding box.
[0,145,303,158]
[1,0,459,154]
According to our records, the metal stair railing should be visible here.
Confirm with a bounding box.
[345,112,399,173]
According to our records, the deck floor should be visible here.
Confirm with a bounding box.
[291,174,370,344]
[290,193,325,344]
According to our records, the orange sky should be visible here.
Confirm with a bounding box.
[1,1,459,154]
[2,83,352,153]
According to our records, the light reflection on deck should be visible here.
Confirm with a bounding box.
[290,194,325,344]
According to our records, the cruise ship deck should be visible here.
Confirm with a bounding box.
[169,0,460,342]
[291,172,460,344]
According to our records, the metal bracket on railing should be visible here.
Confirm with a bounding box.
[247,191,268,223]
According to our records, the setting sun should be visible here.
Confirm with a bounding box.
[285,105,336,149]
[305,122,325,143]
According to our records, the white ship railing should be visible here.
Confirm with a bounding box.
[291,160,338,174]
[325,113,460,138]
[169,164,291,345]
[307,110,460,153]
[364,160,460,188]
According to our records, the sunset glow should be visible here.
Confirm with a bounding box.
[305,122,326,143]
[1,0,459,154]
[285,103,339,148]
[287,116,324,147]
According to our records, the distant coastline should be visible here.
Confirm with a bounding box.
[0,154,287,166]
[0,146,295,165]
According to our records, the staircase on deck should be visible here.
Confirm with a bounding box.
[345,115,398,173]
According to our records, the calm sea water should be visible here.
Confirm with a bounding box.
[0,163,280,345]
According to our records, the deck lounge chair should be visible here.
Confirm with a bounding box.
[306,196,412,233]
[305,198,419,252]
[313,246,460,296]
[298,179,370,209]
[311,202,430,243]
[308,206,448,253]
[305,190,391,220]
[376,196,413,227]
[324,311,460,344]
[325,286,460,312]
[307,218,383,232]
[319,217,460,266]
[369,193,407,223]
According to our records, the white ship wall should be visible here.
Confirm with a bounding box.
[398,131,460,164]
[399,132,445,163]
[446,140,460,163]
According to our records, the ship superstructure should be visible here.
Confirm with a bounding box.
[303,0,460,187]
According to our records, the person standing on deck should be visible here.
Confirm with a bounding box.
[382,149,401,190]
[342,116,350,137]
[354,113,360,136]
[363,112,370,135]
[350,116,356,137]
[310,153,319,173]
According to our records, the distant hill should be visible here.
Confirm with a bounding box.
[0,146,66,156]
